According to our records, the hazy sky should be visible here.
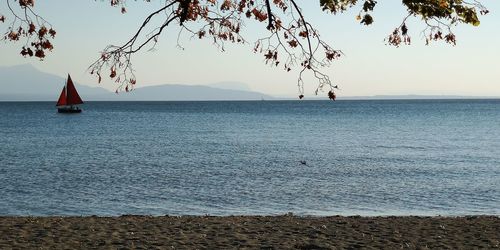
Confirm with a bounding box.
[1,1,499,97]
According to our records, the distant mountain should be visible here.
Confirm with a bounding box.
[208,81,252,92]
[0,64,273,101]
[108,84,272,101]
[0,64,109,101]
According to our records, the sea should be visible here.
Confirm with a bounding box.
[0,100,499,216]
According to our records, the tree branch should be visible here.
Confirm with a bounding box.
[264,0,274,30]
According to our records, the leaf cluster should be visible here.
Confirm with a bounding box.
[1,0,55,60]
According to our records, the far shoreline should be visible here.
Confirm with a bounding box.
[1,97,500,102]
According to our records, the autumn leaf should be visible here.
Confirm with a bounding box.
[28,23,36,34]
[328,90,336,101]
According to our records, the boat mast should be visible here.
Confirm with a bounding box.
[65,78,68,107]
[66,77,72,108]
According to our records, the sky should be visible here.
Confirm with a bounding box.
[0,0,499,97]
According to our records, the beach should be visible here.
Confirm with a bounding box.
[0,215,498,249]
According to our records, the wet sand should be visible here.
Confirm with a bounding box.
[0,215,499,249]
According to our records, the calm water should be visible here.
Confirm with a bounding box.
[0,100,499,216]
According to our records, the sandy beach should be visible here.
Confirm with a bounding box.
[0,215,498,249]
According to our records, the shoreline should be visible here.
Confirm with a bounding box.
[1,215,499,249]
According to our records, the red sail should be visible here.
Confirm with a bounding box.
[56,86,67,106]
[66,74,83,105]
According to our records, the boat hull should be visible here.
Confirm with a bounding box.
[58,107,82,113]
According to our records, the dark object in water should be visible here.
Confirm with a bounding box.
[58,106,82,113]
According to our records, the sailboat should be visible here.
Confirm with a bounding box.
[56,74,83,113]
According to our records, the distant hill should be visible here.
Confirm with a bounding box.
[107,84,272,101]
[0,64,273,101]
[208,81,252,92]
[0,64,109,101]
